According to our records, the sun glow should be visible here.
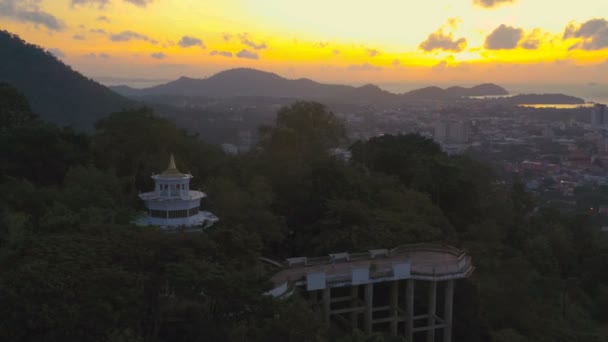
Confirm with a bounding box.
[2,0,607,84]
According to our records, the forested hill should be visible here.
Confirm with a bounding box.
[0,30,133,130]
[110,68,510,101]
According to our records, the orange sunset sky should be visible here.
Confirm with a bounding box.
[1,0,608,86]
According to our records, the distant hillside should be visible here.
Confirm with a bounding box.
[0,30,133,130]
[110,68,509,102]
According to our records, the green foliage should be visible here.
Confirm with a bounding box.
[2,93,608,341]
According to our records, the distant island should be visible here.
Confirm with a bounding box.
[109,68,510,101]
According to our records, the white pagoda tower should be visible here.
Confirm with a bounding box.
[136,154,218,229]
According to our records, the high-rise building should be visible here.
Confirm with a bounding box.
[591,104,607,126]
[135,155,218,229]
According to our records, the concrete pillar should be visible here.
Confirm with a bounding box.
[428,281,437,342]
[350,285,359,329]
[364,283,373,334]
[443,280,454,342]
[323,288,331,324]
[406,279,414,340]
[390,281,399,335]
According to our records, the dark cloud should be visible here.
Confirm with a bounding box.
[48,48,65,58]
[473,0,515,9]
[71,0,152,8]
[563,19,608,50]
[366,48,381,57]
[110,30,157,44]
[90,28,107,34]
[150,52,166,59]
[210,50,233,58]
[178,36,205,48]
[236,49,259,60]
[347,62,382,71]
[419,29,467,52]
[73,34,86,40]
[485,24,523,49]
[99,53,110,58]
[0,0,65,31]
[239,33,267,50]
[223,33,232,41]
[97,15,110,22]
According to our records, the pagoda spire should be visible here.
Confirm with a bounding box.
[161,153,183,176]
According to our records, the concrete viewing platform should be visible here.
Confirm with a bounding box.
[269,244,474,294]
[265,244,474,341]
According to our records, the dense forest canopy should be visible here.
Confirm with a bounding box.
[1,83,608,342]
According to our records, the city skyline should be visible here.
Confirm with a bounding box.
[2,0,608,85]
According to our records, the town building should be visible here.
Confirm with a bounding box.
[135,155,218,230]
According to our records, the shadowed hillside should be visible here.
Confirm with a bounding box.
[0,31,133,130]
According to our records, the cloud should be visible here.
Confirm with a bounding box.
[332,49,340,55]
[90,28,107,34]
[210,50,233,58]
[110,30,157,44]
[447,17,462,29]
[0,0,65,31]
[97,15,110,22]
[239,33,267,50]
[83,52,110,59]
[485,24,523,49]
[48,48,65,58]
[563,19,608,50]
[347,62,382,71]
[223,33,232,41]
[71,0,109,8]
[124,0,153,7]
[73,34,86,40]
[314,42,329,48]
[419,29,467,52]
[150,52,167,59]
[392,59,401,67]
[520,28,543,50]
[178,36,205,48]
[236,49,259,59]
[366,48,381,57]
[473,0,515,9]
[71,0,152,8]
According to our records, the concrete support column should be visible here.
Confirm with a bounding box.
[443,280,454,342]
[406,279,414,340]
[350,285,359,329]
[364,283,373,334]
[390,281,399,335]
[428,281,437,342]
[323,288,331,324]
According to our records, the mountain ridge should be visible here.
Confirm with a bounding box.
[109,68,510,101]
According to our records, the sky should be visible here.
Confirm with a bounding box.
[1,0,608,88]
